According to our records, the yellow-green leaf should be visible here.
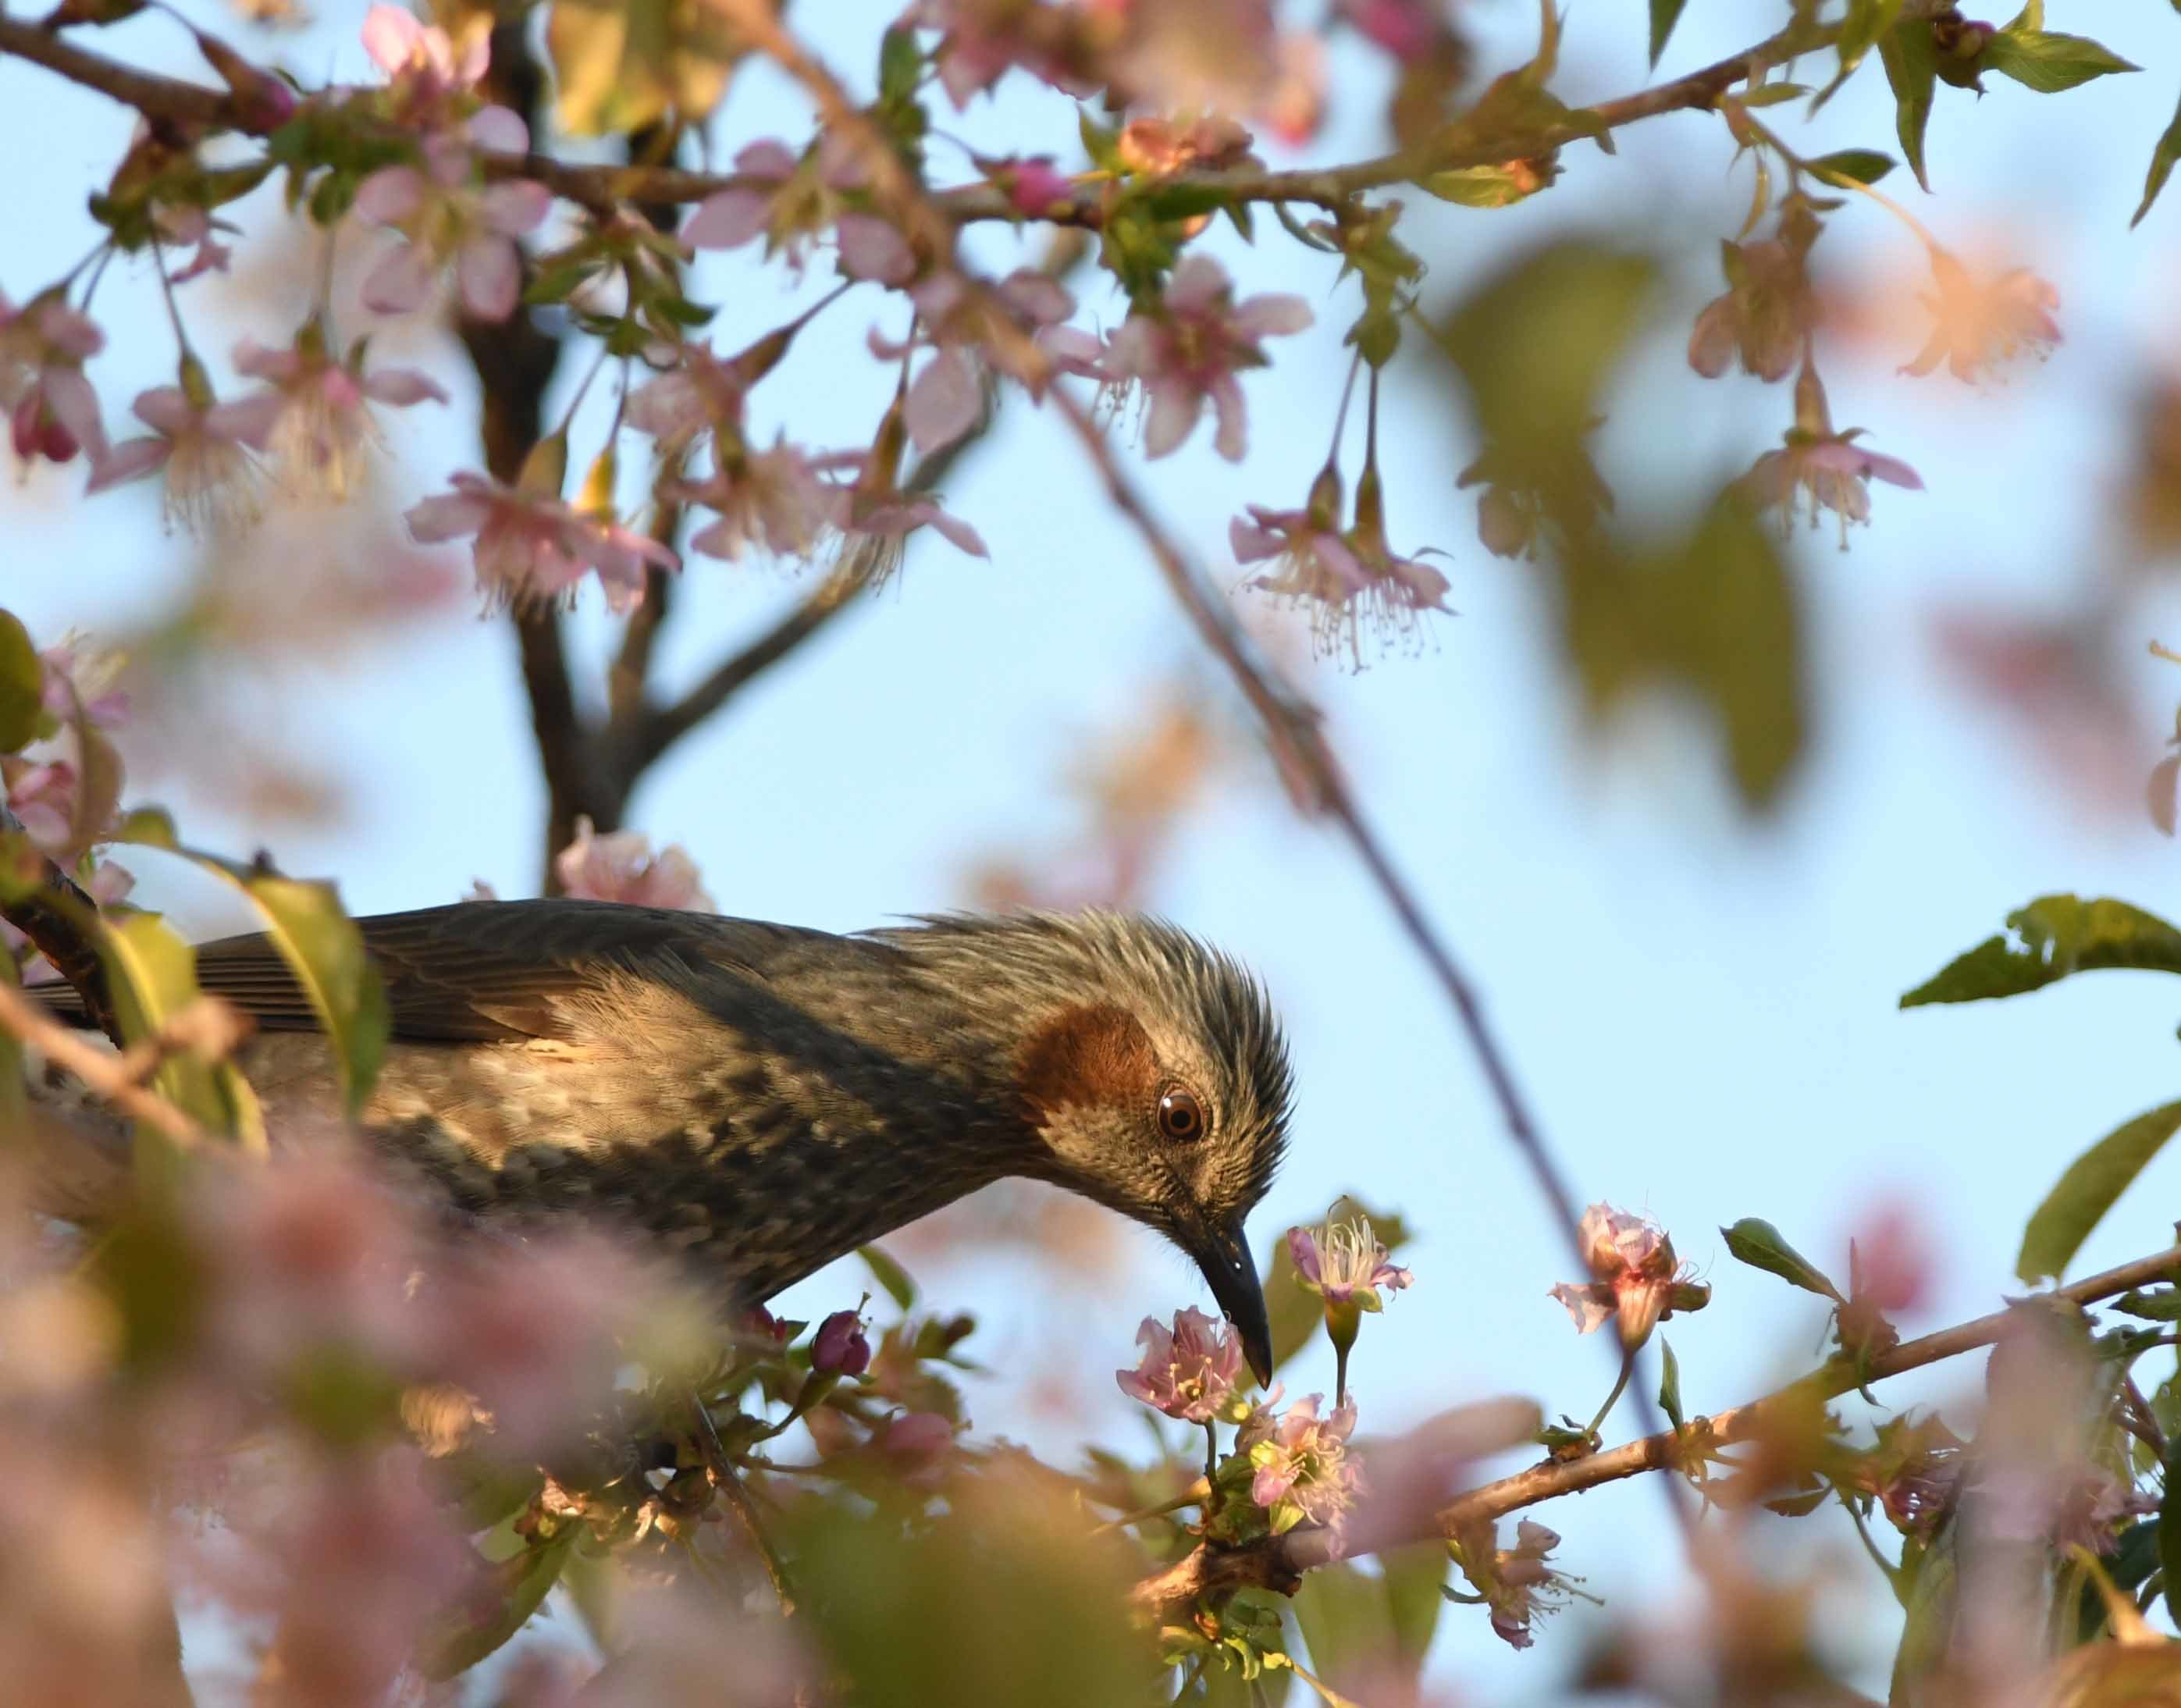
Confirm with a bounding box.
[1878,19,1938,190]
[198,870,387,1118]
[1901,896,2181,1007]
[0,610,41,753]
[2133,87,2181,229]
[100,912,262,1149]
[2016,1100,2181,1284]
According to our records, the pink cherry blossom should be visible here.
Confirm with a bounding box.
[1239,1388,1362,1535]
[1902,253,2062,383]
[0,293,106,467]
[1742,362,1921,546]
[1340,0,1441,58]
[40,635,128,729]
[155,205,234,286]
[553,815,713,909]
[233,331,447,499]
[1477,1518,1586,1649]
[361,2,488,91]
[684,137,913,284]
[908,0,1092,108]
[406,471,670,612]
[838,492,988,563]
[87,376,275,534]
[1287,1215,1411,1312]
[1115,1306,1242,1423]
[3,760,76,851]
[1548,1203,1711,1353]
[355,133,553,323]
[1103,255,1311,461]
[671,439,837,564]
[624,341,756,458]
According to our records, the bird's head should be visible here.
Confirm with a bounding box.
[884,913,1292,1383]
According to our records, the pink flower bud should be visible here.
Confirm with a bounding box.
[812,1308,870,1376]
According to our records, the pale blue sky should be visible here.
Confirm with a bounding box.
[8,1,2181,1699]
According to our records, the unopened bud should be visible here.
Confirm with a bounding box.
[812,1308,870,1376]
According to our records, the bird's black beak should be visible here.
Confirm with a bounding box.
[1191,1219,1273,1387]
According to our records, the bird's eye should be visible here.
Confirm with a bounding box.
[1157,1085,1206,1141]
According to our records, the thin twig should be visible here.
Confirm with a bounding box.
[690,1394,797,1615]
[0,980,208,1149]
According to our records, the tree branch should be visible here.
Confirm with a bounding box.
[0,978,208,1149]
[0,9,1846,230]
[1434,1243,2181,1532]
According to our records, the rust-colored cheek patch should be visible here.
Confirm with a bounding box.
[1018,1003,1159,1125]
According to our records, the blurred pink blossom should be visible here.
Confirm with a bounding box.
[354,133,552,323]
[1741,363,1921,546]
[554,814,713,909]
[1103,255,1311,460]
[0,292,105,466]
[672,439,838,564]
[40,634,129,728]
[1115,1305,1242,1423]
[406,470,672,612]
[88,373,275,533]
[361,2,487,91]
[1902,254,2061,383]
[233,330,447,500]
[685,137,913,284]
[155,205,234,285]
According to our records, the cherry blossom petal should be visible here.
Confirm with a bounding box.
[481,180,552,237]
[403,492,493,541]
[361,243,436,315]
[1208,373,1249,461]
[1230,515,1283,561]
[231,338,301,383]
[905,349,981,454]
[835,214,914,284]
[466,105,528,154]
[130,387,197,434]
[84,437,172,492]
[1164,254,1229,314]
[735,138,798,179]
[353,165,425,225]
[361,5,425,76]
[457,237,521,322]
[683,189,769,251]
[41,368,105,457]
[1142,379,1204,460]
[923,506,987,557]
[1234,293,1314,338]
[206,393,283,449]
[361,366,449,407]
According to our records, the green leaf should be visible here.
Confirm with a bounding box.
[100,912,263,1148]
[2016,1100,2181,1284]
[2114,1287,2181,1321]
[419,1527,575,1680]
[1984,27,2138,94]
[1901,896,2181,1007]
[1418,162,1550,208]
[1737,83,1810,109]
[0,958,26,1138]
[1827,0,1905,98]
[1878,20,1938,190]
[1720,1218,1845,1301]
[1647,0,1687,66]
[1658,1337,1687,1435]
[859,1243,917,1311]
[1291,1563,1387,1691]
[1807,148,1898,184]
[2133,87,2181,228]
[204,873,387,1118]
[0,610,41,753]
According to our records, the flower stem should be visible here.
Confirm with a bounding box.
[1322,348,1364,475]
[1204,1419,1219,1491]
[1585,1352,1635,1438]
[1334,1339,1351,1411]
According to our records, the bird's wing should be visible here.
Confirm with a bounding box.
[183,899,836,1043]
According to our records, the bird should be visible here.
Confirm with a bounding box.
[38,898,1292,1381]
